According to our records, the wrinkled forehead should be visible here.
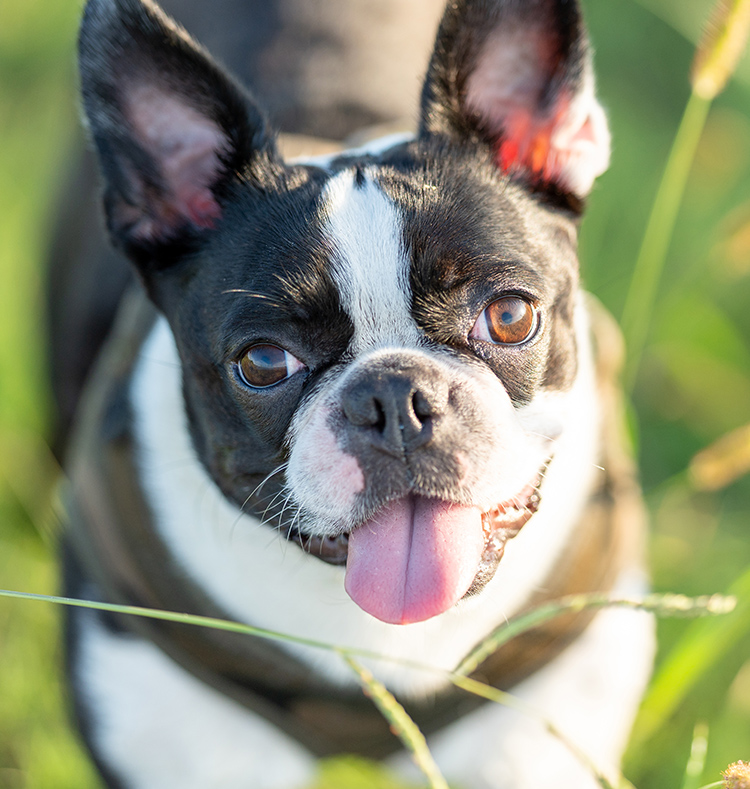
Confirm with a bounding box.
[314,151,577,342]
[187,144,579,361]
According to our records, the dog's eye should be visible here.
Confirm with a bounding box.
[470,296,538,345]
[236,344,305,389]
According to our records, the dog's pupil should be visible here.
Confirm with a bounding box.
[240,344,289,388]
[486,297,534,345]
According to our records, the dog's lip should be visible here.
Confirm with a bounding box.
[289,530,350,566]
[288,469,545,569]
[480,479,542,555]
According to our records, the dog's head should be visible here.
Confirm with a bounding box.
[79,0,610,625]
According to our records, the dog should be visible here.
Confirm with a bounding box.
[61,0,656,787]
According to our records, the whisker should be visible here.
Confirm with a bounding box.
[525,430,559,443]
[248,463,289,503]
[261,487,292,523]
[289,507,304,534]
[221,289,284,308]
[228,463,290,536]
[276,488,297,532]
[142,356,182,370]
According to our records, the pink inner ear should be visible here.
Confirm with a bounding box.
[184,191,222,230]
[465,26,611,197]
[494,87,610,196]
[168,142,224,230]
[496,99,569,185]
[126,85,226,239]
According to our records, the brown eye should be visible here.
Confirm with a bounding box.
[470,296,538,345]
[237,344,305,389]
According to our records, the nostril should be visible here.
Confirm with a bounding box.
[373,398,387,434]
[342,385,391,434]
[342,381,381,429]
[412,390,433,423]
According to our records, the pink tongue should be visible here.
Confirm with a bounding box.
[344,498,485,625]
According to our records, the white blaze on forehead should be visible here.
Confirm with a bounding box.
[321,169,421,352]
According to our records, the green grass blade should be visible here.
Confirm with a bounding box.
[620,89,712,392]
[0,588,357,654]
[681,723,710,789]
[456,592,736,677]
[343,656,450,789]
[630,566,750,754]
[2,587,733,680]
[446,674,634,789]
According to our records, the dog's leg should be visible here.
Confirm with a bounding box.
[388,569,656,789]
[71,610,316,789]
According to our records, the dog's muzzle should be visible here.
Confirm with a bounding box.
[280,353,550,624]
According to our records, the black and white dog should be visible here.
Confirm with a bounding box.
[63,0,655,787]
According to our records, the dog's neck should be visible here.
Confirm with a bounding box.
[128,296,600,697]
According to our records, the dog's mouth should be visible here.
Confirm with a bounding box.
[288,473,543,625]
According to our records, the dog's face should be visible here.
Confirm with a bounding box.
[80,0,610,625]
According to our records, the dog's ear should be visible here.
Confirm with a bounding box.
[420,0,610,201]
[79,0,277,268]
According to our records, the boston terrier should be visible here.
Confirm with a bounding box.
[63,0,655,787]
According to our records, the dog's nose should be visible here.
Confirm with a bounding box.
[341,365,449,457]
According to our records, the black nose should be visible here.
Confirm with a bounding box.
[341,363,449,457]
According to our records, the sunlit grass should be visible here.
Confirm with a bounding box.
[0,1,91,785]
[0,586,736,789]
[0,524,100,789]
[620,0,750,392]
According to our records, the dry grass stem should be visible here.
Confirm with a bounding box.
[692,0,750,99]
[343,656,450,789]
[690,422,750,490]
[457,592,736,678]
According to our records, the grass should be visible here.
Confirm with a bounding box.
[0,586,736,789]
[1,0,750,788]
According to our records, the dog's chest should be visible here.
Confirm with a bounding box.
[67,286,650,777]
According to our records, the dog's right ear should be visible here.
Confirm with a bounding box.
[79,0,276,269]
[420,0,610,203]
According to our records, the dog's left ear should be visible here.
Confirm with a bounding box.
[78,0,277,268]
[420,0,610,201]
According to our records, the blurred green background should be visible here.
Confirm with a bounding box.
[0,0,748,788]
